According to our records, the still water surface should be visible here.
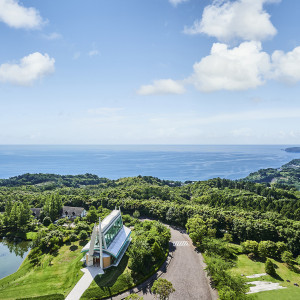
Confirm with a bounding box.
[0,145,299,181]
[0,239,31,279]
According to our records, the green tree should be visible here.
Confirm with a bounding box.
[281,251,294,266]
[152,241,164,261]
[186,215,207,245]
[151,278,175,300]
[86,206,98,223]
[78,230,88,241]
[223,233,233,243]
[258,240,277,258]
[265,258,276,276]
[133,210,140,219]
[9,202,19,229]
[43,194,62,221]
[241,240,259,254]
[128,236,152,274]
[276,241,287,258]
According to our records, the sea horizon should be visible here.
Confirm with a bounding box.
[0,144,299,182]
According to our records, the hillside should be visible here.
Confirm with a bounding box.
[285,147,300,153]
[244,159,300,189]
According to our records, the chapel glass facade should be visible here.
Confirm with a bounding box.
[104,215,123,248]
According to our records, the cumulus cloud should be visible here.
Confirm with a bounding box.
[271,46,300,83]
[169,0,189,7]
[137,79,185,95]
[0,0,44,29]
[188,41,270,92]
[183,0,279,42]
[0,52,55,86]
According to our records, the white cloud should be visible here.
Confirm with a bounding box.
[184,0,279,42]
[137,79,185,95]
[0,0,44,29]
[0,52,55,86]
[169,0,189,7]
[42,32,62,40]
[88,50,99,57]
[271,46,300,83]
[189,41,270,92]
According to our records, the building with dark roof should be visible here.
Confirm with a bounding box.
[31,206,86,220]
[62,206,86,219]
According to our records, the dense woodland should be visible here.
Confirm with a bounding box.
[0,160,299,258]
[0,160,300,299]
[244,158,300,189]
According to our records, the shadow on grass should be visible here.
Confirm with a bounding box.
[271,272,284,281]
[79,240,87,246]
[69,245,78,252]
[94,255,129,288]
[288,264,300,274]
[250,256,266,263]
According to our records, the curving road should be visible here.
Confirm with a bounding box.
[112,224,218,300]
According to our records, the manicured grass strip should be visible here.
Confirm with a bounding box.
[249,286,300,300]
[0,242,84,300]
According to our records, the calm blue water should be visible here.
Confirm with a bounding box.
[0,145,299,182]
[0,239,31,279]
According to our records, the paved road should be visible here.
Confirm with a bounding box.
[112,225,218,300]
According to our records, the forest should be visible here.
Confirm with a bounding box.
[0,160,300,299]
[244,158,300,189]
[0,160,299,258]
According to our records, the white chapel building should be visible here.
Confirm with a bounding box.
[81,208,131,270]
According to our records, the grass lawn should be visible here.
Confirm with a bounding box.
[250,287,300,300]
[231,254,300,299]
[0,242,84,300]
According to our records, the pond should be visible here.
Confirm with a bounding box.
[0,238,31,279]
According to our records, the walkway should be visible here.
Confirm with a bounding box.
[65,266,104,300]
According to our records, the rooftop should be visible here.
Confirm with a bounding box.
[62,206,85,216]
[100,209,121,233]
[107,226,131,258]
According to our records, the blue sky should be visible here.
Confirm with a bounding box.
[0,0,299,144]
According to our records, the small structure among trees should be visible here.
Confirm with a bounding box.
[30,194,86,223]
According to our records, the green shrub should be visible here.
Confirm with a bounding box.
[78,230,88,241]
[241,240,258,254]
[258,240,277,258]
[133,210,140,219]
[281,251,295,266]
[265,258,276,276]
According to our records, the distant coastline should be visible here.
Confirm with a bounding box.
[285,147,300,153]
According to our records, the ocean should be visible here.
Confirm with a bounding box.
[0,145,299,182]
